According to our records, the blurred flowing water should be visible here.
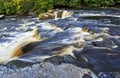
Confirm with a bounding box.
[0,9,120,77]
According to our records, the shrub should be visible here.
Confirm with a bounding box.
[3,0,16,15]
[68,0,80,7]
[19,0,34,14]
[37,0,53,13]
[100,0,115,7]
[82,0,115,7]
[0,0,118,15]
[0,0,5,14]
[53,0,67,6]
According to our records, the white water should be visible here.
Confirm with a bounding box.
[0,10,120,75]
[0,10,120,78]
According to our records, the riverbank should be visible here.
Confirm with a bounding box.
[1,7,120,19]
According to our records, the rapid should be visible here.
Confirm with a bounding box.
[0,9,120,77]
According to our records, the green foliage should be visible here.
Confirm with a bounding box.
[82,0,115,7]
[100,0,115,7]
[68,0,80,7]
[0,0,118,15]
[83,0,101,7]
[37,0,53,12]
[3,0,16,15]
[29,0,39,12]
[0,0,5,14]
[117,0,120,3]
[19,0,34,14]
[53,0,67,6]
[12,0,22,14]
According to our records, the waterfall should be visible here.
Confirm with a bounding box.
[61,10,73,19]
[54,11,58,20]
[0,27,41,63]
[53,10,73,19]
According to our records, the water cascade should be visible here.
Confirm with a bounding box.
[0,27,42,63]
[54,10,73,19]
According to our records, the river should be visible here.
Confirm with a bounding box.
[0,9,120,77]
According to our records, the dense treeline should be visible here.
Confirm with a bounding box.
[0,0,120,15]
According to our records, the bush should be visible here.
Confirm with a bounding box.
[0,0,118,15]
[0,0,5,14]
[19,0,34,14]
[100,0,115,7]
[53,0,67,6]
[68,0,80,7]
[82,0,115,7]
[3,0,16,15]
[37,0,53,13]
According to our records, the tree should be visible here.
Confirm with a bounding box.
[100,0,115,7]
[19,0,34,14]
[37,0,53,12]
[0,0,5,14]
[68,0,80,7]
[53,0,67,6]
[3,0,16,15]
[81,0,115,7]
[12,0,22,14]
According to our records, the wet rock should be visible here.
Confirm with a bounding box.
[91,38,116,49]
[44,55,78,65]
[0,15,5,20]
[82,27,90,32]
[47,10,54,13]
[82,74,92,78]
[1,48,120,78]
[0,62,97,78]
[77,48,120,72]
[6,60,35,68]
[38,13,55,20]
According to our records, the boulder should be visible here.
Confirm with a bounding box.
[38,13,49,20]
[46,13,55,19]
[47,10,54,13]
[38,13,55,20]
[0,15,5,19]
